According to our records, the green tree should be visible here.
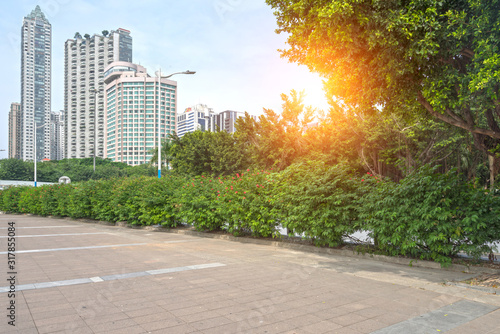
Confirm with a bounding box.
[0,159,33,181]
[170,130,248,176]
[149,138,174,171]
[236,90,314,170]
[266,0,500,186]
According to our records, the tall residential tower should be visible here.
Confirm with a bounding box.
[8,103,22,159]
[64,28,132,159]
[103,62,177,166]
[21,6,51,161]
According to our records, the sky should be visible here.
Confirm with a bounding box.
[0,0,330,159]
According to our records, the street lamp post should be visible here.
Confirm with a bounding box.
[154,70,195,178]
[89,88,100,172]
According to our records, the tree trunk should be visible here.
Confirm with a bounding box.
[488,154,500,189]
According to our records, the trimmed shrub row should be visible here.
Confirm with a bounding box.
[1,163,499,266]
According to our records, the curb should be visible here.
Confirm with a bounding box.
[446,282,499,294]
[163,228,500,275]
[67,216,500,275]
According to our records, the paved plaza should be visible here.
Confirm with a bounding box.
[0,214,499,334]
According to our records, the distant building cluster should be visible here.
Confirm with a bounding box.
[177,105,253,138]
[7,6,255,166]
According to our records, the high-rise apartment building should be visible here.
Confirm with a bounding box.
[8,103,22,159]
[103,61,177,166]
[21,6,51,162]
[64,28,132,159]
[177,104,216,137]
[214,110,247,133]
[50,111,65,161]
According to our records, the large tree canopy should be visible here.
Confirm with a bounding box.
[266,0,500,183]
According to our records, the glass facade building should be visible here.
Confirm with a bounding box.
[21,6,51,161]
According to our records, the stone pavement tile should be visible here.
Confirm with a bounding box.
[102,325,147,334]
[346,319,388,333]
[22,296,69,309]
[201,321,249,334]
[89,318,140,333]
[125,306,160,318]
[325,327,363,334]
[82,312,131,326]
[132,311,178,324]
[254,321,298,333]
[189,315,234,331]
[314,308,351,320]
[300,320,343,334]
[201,299,239,311]
[114,299,157,312]
[372,312,411,326]
[352,306,390,319]
[138,318,186,332]
[5,329,39,334]
[36,319,90,334]
[169,305,209,317]
[31,306,78,321]
[214,304,251,317]
[283,329,316,334]
[338,302,371,313]
[156,298,201,310]
[285,314,325,327]
[373,300,423,317]
[247,310,291,323]
[33,313,84,327]
[49,327,95,334]
[330,313,369,327]
[149,324,198,334]
[177,309,222,323]
[0,323,36,334]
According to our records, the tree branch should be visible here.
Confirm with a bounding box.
[417,91,500,139]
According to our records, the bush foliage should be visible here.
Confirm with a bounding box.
[1,163,498,266]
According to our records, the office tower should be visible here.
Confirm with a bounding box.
[21,5,51,161]
[177,104,216,137]
[103,61,177,166]
[64,28,132,159]
[8,103,22,159]
[50,111,65,160]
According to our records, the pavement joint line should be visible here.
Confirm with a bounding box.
[0,226,83,229]
[0,243,148,255]
[0,263,226,293]
[370,300,498,334]
[0,232,107,238]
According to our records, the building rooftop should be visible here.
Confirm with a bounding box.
[25,5,50,24]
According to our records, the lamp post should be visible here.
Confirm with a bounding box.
[89,88,100,172]
[154,70,196,178]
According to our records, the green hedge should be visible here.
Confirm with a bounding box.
[1,163,498,266]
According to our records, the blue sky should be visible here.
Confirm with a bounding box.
[0,0,329,159]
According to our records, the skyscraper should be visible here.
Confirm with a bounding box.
[50,111,65,161]
[214,110,247,133]
[21,6,51,161]
[64,28,132,159]
[8,103,22,159]
[103,61,177,166]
